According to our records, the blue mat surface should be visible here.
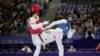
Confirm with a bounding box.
[0,51,100,56]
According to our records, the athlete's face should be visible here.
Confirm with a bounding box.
[68,16,72,21]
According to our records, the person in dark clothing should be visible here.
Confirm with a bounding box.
[86,28,95,48]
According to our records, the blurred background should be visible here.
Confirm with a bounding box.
[0,0,100,56]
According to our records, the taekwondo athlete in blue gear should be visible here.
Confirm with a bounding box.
[45,19,75,39]
[58,22,70,35]
[44,19,75,56]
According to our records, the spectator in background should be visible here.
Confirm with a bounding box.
[96,43,100,51]
[96,25,100,33]
[86,27,95,48]
[85,27,95,39]
[54,9,62,21]
[68,45,76,52]
[43,44,55,52]
[21,45,32,53]
[0,0,3,5]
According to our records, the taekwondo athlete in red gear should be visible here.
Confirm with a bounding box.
[28,4,49,56]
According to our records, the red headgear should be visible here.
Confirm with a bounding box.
[32,4,41,14]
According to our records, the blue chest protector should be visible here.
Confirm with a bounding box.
[58,22,70,35]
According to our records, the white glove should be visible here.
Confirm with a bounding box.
[43,21,49,25]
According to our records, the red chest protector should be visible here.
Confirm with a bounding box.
[29,19,42,34]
